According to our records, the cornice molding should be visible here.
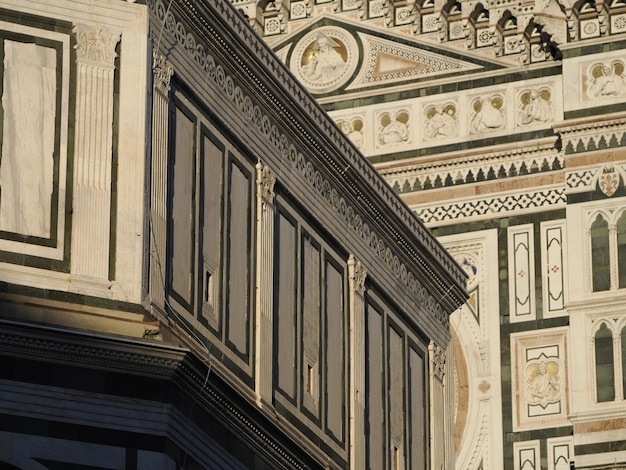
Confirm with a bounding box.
[378,139,562,195]
[555,112,626,155]
[0,319,183,375]
[0,319,325,470]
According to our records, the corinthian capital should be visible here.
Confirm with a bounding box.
[73,24,120,66]
[256,162,276,203]
[348,255,367,296]
[153,53,174,95]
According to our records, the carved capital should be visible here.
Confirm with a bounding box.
[429,341,446,381]
[73,24,120,66]
[256,162,276,203]
[153,53,174,95]
[348,254,367,296]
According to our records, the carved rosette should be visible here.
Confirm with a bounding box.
[430,341,446,381]
[73,25,120,67]
[348,254,367,296]
[256,162,276,203]
[153,53,174,95]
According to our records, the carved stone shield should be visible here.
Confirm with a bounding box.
[599,168,620,197]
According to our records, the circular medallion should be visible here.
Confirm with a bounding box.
[291,27,358,94]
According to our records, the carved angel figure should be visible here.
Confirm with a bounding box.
[526,361,560,404]
[470,97,505,133]
[378,111,410,145]
[424,103,457,139]
[588,62,626,98]
[519,89,552,125]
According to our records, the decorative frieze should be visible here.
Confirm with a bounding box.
[555,112,626,155]
[414,188,566,225]
[380,140,562,195]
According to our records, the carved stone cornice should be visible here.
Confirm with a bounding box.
[378,137,562,195]
[0,319,318,470]
[153,52,174,95]
[73,24,120,67]
[554,111,626,155]
[0,319,183,375]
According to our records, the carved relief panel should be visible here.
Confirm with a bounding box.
[290,27,358,94]
[469,93,506,134]
[584,58,626,101]
[376,109,411,148]
[336,116,365,149]
[423,101,458,140]
[516,87,554,127]
[511,327,570,431]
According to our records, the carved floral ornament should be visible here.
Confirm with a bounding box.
[73,24,120,66]
[148,0,462,327]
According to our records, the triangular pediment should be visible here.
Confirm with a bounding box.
[350,33,484,90]
[270,16,503,97]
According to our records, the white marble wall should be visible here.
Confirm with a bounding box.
[0,0,149,303]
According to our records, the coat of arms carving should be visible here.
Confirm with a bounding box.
[598,165,620,197]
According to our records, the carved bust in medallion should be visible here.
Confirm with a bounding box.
[291,27,358,94]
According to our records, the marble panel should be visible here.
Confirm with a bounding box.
[0,40,55,239]
[511,327,570,431]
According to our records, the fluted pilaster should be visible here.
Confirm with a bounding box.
[348,254,367,470]
[149,53,173,310]
[255,161,276,405]
[70,24,120,279]
[429,341,447,470]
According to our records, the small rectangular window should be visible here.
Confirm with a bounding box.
[307,364,314,395]
[204,270,213,306]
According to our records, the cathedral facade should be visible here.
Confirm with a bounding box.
[243,0,626,467]
[0,0,466,469]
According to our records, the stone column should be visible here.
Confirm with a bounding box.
[609,223,619,290]
[444,341,456,469]
[429,341,447,470]
[614,334,624,400]
[255,162,276,406]
[348,254,367,470]
[149,53,173,312]
[70,25,120,280]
